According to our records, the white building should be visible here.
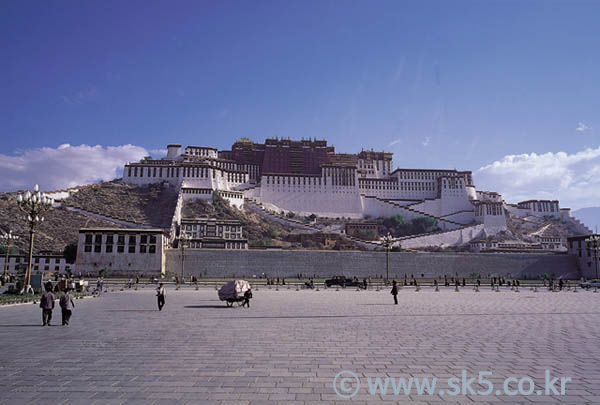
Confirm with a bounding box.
[75,228,168,277]
[0,253,69,275]
[180,218,248,250]
[121,139,575,246]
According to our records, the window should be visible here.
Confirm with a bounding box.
[128,235,136,253]
[85,234,92,244]
[117,235,125,253]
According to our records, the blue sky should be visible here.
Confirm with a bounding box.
[1,0,600,211]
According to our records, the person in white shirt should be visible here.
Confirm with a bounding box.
[156,283,166,311]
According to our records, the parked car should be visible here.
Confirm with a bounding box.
[325,276,364,288]
[580,279,600,289]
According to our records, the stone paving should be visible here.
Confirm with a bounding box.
[0,285,599,404]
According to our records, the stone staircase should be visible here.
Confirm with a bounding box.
[244,198,381,250]
[63,205,151,229]
[365,196,465,229]
[395,223,483,242]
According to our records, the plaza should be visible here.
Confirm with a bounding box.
[0,286,599,404]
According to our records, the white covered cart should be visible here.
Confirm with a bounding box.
[218,280,251,307]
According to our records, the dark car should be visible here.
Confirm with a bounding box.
[325,276,364,288]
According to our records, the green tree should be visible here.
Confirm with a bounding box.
[391,214,405,226]
[63,241,78,264]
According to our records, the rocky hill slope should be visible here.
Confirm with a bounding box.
[62,180,178,228]
[0,193,126,254]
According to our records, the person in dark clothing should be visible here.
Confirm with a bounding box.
[242,289,253,308]
[59,288,75,326]
[390,280,398,305]
[156,283,166,311]
[40,282,55,326]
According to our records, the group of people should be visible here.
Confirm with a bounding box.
[39,282,75,326]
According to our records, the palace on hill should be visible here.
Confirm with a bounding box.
[123,137,568,235]
[18,137,592,279]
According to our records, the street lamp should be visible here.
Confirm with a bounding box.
[16,184,53,294]
[179,232,190,284]
[381,232,394,285]
[585,235,600,279]
[1,230,19,280]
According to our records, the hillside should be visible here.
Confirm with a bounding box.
[63,180,178,228]
[182,196,293,248]
[0,192,127,254]
[503,212,589,242]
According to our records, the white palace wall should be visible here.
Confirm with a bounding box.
[258,179,363,218]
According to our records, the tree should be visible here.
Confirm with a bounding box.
[0,245,18,255]
[63,241,78,264]
[391,214,405,226]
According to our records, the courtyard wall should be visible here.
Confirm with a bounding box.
[165,249,577,279]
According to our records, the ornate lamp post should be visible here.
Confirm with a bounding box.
[16,185,53,294]
[381,232,394,284]
[179,232,189,284]
[585,235,600,279]
[1,230,19,279]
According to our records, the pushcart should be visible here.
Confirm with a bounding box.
[218,280,251,307]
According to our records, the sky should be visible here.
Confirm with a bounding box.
[1,0,599,210]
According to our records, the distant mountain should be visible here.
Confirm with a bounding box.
[573,207,600,234]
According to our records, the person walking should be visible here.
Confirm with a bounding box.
[59,288,75,326]
[40,282,55,326]
[242,288,253,308]
[156,283,166,311]
[391,280,398,305]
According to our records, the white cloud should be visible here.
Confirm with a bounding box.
[61,88,98,106]
[576,122,590,132]
[476,146,600,210]
[388,138,402,147]
[149,148,167,157]
[0,144,149,192]
[422,136,431,147]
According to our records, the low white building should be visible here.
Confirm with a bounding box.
[0,253,69,275]
[75,228,168,277]
[180,218,248,250]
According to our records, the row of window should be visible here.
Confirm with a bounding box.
[359,181,436,191]
[1,257,64,265]
[84,244,157,254]
[83,234,158,254]
[519,201,559,212]
[397,171,451,180]
[183,224,241,232]
[186,241,246,249]
[266,176,322,186]
[85,234,157,244]
[358,159,392,171]
[185,147,217,158]
[474,204,503,216]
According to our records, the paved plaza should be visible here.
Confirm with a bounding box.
[0,285,599,404]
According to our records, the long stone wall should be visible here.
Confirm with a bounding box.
[165,249,578,279]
